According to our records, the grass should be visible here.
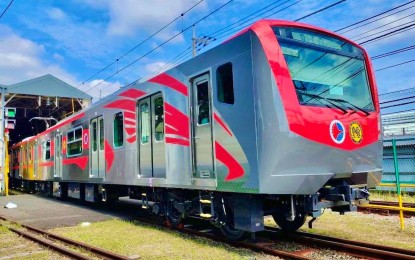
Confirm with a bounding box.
[266,210,415,250]
[0,222,68,260]
[369,190,415,203]
[51,219,273,259]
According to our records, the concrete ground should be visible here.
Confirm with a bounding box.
[0,194,142,229]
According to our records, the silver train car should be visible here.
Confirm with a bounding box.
[10,20,382,239]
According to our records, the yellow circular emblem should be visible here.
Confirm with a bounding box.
[349,121,363,144]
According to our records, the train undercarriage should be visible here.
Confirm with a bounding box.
[10,178,370,240]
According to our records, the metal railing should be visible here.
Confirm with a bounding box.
[364,137,415,230]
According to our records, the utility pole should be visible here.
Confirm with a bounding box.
[0,87,5,195]
[192,25,216,57]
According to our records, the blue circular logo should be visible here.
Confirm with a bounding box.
[330,120,345,144]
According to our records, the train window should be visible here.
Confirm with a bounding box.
[217,63,234,104]
[114,112,124,147]
[92,121,97,152]
[140,102,150,144]
[42,140,51,160]
[67,127,83,157]
[99,118,104,151]
[28,146,32,161]
[197,81,210,125]
[154,96,164,141]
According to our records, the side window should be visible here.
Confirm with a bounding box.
[217,63,235,104]
[28,146,32,162]
[114,112,124,147]
[67,127,83,156]
[154,96,164,141]
[197,81,210,125]
[99,118,104,151]
[140,102,150,144]
[42,140,51,160]
[92,121,97,152]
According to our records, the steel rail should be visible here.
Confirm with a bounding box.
[134,216,310,260]
[266,226,415,260]
[369,200,415,207]
[0,216,132,260]
[358,200,415,217]
[183,227,310,260]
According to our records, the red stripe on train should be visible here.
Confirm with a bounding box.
[165,137,190,146]
[104,99,135,112]
[63,156,88,170]
[214,113,233,136]
[164,102,190,140]
[39,161,54,167]
[215,141,244,181]
[104,140,114,172]
[148,73,188,96]
[119,88,146,99]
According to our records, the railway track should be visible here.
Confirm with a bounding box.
[358,200,415,217]
[135,215,415,260]
[4,193,414,259]
[266,226,415,260]
[0,216,132,260]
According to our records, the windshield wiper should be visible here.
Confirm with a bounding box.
[300,92,348,114]
[327,98,370,116]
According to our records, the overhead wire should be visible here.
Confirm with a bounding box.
[79,0,205,85]
[209,0,286,38]
[149,0,303,77]
[82,0,234,94]
[349,11,415,40]
[294,0,346,21]
[353,20,415,42]
[372,44,415,59]
[376,59,415,71]
[211,0,296,40]
[340,5,415,34]
[0,0,13,20]
[359,22,415,44]
[335,0,415,32]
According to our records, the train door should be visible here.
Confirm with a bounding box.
[139,98,152,178]
[151,94,166,178]
[191,74,214,179]
[138,94,166,178]
[54,134,62,178]
[90,117,105,178]
[33,144,38,178]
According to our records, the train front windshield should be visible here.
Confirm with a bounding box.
[273,27,374,111]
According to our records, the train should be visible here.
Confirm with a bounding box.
[9,19,383,240]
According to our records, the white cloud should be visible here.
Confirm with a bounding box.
[145,61,167,74]
[80,79,122,101]
[0,25,77,86]
[106,0,206,40]
[47,7,67,21]
[22,8,113,67]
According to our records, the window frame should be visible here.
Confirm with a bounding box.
[42,140,51,161]
[113,112,124,148]
[153,95,164,143]
[140,101,150,145]
[66,126,83,157]
[216,62,235,105]
[196,80,211,126]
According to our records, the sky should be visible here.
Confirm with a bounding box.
[0,0,414,101]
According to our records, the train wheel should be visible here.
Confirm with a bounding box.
[166,203,183,228]
[219,198,248,241]
[272,211,306,231]
[220,224,247,241]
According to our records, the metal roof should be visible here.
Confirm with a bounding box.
[5,74,92,100]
